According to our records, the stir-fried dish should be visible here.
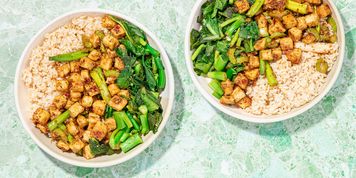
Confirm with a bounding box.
[190,0,337,109]
[31,15,166,159]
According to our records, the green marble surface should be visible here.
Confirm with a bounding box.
[0,0,355,177]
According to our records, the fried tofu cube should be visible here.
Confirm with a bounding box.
[85,82,100,96]
[68,102,84,118]
[57,140,70,152]
[80,57,96,70]
[305,13,320,27]
[91,122,108,141]
[254,38,267,51]
[76,115,88,129]
[48,105,61,119]
[236,96,252,108]
[297,17,308,30]
[102,34,119,50]
[268,19,286,35]
[70,61,81,73]
[56,63,70,77]
[114,57,125,71]
[83,145,94,159]
[55,79,69,92]
[68,73,81,82]
[33,108,50,125]
[53,95,67,109]
[88,49,101,61]
[65,99,75,110]
[118,90,130,99]
[69,139,85,153]
[111,24,126,39]
[232,86,246,102]
[286,48,302,64]
[280,37,294,50]
[102,15,116,29]
[221,80,234,96]
[106,76,117,85]
[317,4,331,18]
[80,70,91,83]
[305,0,321,5]
[245,69,259,81]
[71,81,84,92]
[104,118,116,131]
[81,95,93,108]
[234,73,249,90]
[108,95,128,111]
[234,0,250,14]
[272,48,282,60]
[256,15,268,28]
[88,112,100,130]
[302,34,316,44]
[288,27,303,42]
[220,96,235,105]
[66,120,79,136]
[304,2,314,13]
[92,100,106,116]
[82,130,91,143]
[282,14,297,29]
[108,84,120,96]
[70,91,82,102]
[107,49,117,59]
[260,49,274,61]
[264,0,286,10]
[100,54,113,70]
[90,33,100,48]
[249,56,260,68]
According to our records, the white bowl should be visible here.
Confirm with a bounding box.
[184,0,345,123]
[14,9,175,168]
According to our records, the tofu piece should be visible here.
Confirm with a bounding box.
[254,38,267,51]
[114,57,125,71]
[118,90,130,99]
[68,102,84,118]
[65,99,75,110]
[259,49,273,61]
[85,82,100,96]
[66,120,79,136]
[55,79,69,92]
[256,15,268,28]
[48,105,61,119]
[69,139,85,153]
[244,69,260,81]
[106,76,117,85]
[80,57,96,70]
[249,55,260,68]
[83,145,95,159]
[304,2,314,14]
[272,48,282,60]
[108,95,128,111]
[106,49,117,59]
[88,112,101,130]
[234,73,249,90]
[80,70,91,83]
[110,24,126,39]
[92,100,106,116]
[70,81,84,92]
[90,33,100,48]
[305,13,320,27]
[286,48,302,64]
[268,19,286,35]
[282,14,297,29]
[317,4,331,18]
[221,80,234,96]
[102,15,116,29]
[56,63,70,77]
[288,27,303,42]
[302,34,316,44]
[68,73,82,83]
[305,0,321,5]
[104,118,117,131]
[264,0,286,10]
[220,96,235,105]
[91,122,108,141]
[297,17,308,30]
[81,95,93,108]
[108,83,120,96]
[76,115,88,129]
[56,140,70,152]
[70,91,82,102]
[33,108,50,125]
[53,95,67,109]
[88,49,101,61]
[100,54,113,70]
[102,34,119,50]
[234,0,250,14]
[82,130,91,143]
[236,96,252,109]
[232,87,246,102]
[280,37,294,51]
[70,61,81,73]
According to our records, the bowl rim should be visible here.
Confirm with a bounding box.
[184,0,345,123]
[14,9,175,168]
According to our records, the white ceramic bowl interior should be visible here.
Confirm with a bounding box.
[15,9,175,168]
[185,0,345,123]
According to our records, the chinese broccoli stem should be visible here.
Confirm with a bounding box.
[49,50,88,62]
[265,62,278,86]
[246,0,265,17]
[48,110,70,131]
[90,68,111,103]
[120,134,143,153]
[207,72,227,81]
[286,0,307,14]
[209,80,224,96]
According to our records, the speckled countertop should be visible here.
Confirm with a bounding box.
[0,0,355,177]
